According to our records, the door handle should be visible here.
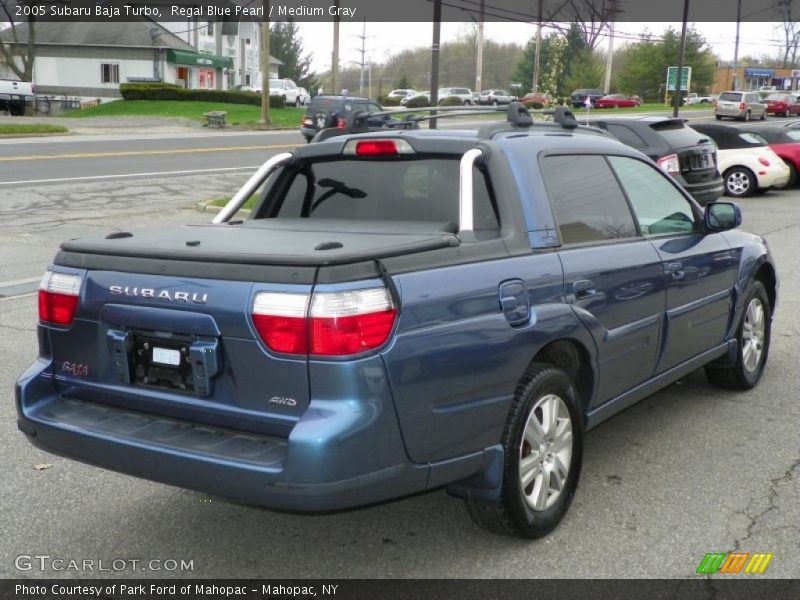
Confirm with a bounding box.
[667,262,685,280]
[573,279,596,299]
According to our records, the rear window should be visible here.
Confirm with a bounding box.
[739,132,767,145]
[650,122,707,149]
[271,159,499,229]
[785,131,800,142]
[307,97,342,114]
[719,92,742,102]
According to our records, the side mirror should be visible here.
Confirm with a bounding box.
[704,202,742,231]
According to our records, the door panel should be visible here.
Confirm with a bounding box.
[559,241,666,405]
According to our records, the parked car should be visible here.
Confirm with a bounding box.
[388,89,417,100]
[438,87,474,105]
[587,116,724,205]
[299,95,383,142]
[400,90,429,106]
[17,104,776,539]
[0,78,35,115]
[691,124,790,197]
[763,93,800,117]
[685,92,713,105]
[569,88,604,108]
[594,94,641,109]
[715,91,767,121]
[739,125,800,187]
[477,90,516,106]
[518,92,551,108]
[269,78,304,106]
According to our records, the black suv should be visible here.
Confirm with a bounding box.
[570,88,605,108]
[300,95,384,142]
[587,116,724,206]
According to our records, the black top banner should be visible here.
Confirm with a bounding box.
[0,0,795,23]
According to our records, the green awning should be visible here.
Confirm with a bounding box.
[166,49,233,69]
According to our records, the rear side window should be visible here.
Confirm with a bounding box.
[273,159,498,229]
[605,124,648,149]
[608,156,697,236]
[719,92,742,102]
[541,155,638,245]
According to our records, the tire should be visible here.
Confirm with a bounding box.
[706,281,771,390]
[465,364,583,538]
[294,97,300,107]
[760,111,766,120]
[744,110,751,121]
[724,167,756,197]
[782,160,798,187]
[715,114,722,120]
[785,108,790,117]
[463,100,471,106]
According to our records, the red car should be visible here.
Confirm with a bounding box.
[594,94,641,108]
[749,125,800,186]
[764,93,800,117]
[519,92,551,108]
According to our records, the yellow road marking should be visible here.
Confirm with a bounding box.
[0,144,297,162]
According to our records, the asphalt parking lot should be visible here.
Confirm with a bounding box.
[1,120,798,580]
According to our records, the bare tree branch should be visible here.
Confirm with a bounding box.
[0,0,36,81]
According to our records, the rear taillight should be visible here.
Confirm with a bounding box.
[38,271,81,326]
[739,102,746,110]
[336,118,346,129]
[343,138,415,156]
[758,157,770,166]
[251,287,396,356]
[657,153,680,176]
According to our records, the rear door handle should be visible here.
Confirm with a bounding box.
[573,279,596,299]
[667,262,685,280]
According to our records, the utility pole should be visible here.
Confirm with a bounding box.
[603,20,614,94]
[260,0,270,124]
[532,0,543,92]
[732,0,742,90]
[672,0,690,118]
[475,0,484,93]
[331,0,340,93]
[430,0,442,128]
[354,19,367,95]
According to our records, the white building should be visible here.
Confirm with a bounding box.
[0,20,281,100]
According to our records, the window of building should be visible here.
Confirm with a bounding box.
[541,154,638,245]
[245,74,252,85]
[100,63,119,84]
[244,38,251,45]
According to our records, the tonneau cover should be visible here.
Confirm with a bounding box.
[59,219,460,267]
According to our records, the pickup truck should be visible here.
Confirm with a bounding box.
[16,104,777,539]
[0,78,35,115]
[685,92,713,105]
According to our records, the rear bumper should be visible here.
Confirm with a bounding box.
[15,358,429,511]
[678,176,725,206]
[756,163,791,188]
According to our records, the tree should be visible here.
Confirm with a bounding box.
[397,75,411,89]
[512,33,563,96]
[269,19,318,92]
[563,49,604,94]
[546,0,623,49]
[0,0,36,82]
[776,0,800,67]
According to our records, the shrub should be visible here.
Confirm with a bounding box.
[405,95,430,108]
[119,83,287,108]
[379,96,401,106]
[439,96,464,107]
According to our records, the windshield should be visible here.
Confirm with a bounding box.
[270,159,498,229]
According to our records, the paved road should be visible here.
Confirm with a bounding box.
[0,112,798,579]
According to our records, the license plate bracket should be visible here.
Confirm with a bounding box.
[131,334,195,393]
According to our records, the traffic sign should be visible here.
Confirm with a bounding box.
[666,66,692,91]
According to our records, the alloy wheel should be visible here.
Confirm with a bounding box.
[519,394,573,511]
[726,170,751,195]
[742,297,766,373]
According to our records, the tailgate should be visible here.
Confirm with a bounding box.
[46,267,311,436]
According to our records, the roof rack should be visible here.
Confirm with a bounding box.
[343,101,581,134]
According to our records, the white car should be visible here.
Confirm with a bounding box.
[268,78,303,106]
[437,87,474,105]
[693,124,789,196]
[400,90,430,106]
[388,89,416,100]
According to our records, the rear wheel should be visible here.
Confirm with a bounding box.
[724,167,756,197]
[706,281,771,390]
[761,111,766,120]
[782,160,798,187]
[744,110,752,121]
[715,114,722,120]
[785,108,791,117]
[465,364,583,538]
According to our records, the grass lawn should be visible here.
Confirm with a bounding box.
[65,100,305,126]
[587,102,711,114]
[0,123,68,135]
[207,195,258,210]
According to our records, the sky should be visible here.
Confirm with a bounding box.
[297,21,790,75]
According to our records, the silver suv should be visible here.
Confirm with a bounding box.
[437,87,474,105]
[715,91,767,121]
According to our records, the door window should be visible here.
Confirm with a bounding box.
[541,155,638,245]
[608,156,698,236]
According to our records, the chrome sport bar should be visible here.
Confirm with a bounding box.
[459,148,484,234]
[212,152,294,224]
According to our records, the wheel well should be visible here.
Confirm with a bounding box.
[528,340,594,414]
[755,263,777,311]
